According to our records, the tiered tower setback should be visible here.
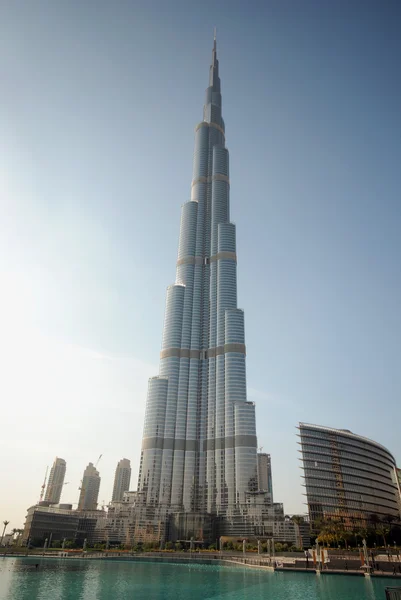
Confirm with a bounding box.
[138,35,258,517]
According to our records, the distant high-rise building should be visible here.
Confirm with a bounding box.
[299,423,401,528]
[112,459,131,502]
[78,463,101,511]
[44,457,66,504]
[257,453,273,502]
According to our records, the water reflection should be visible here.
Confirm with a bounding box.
[79,563,101,600]
[0,557,15,599]
[0,557,397,600]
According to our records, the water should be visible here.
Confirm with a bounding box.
[0,557,399,600]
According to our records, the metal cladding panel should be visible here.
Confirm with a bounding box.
[217,260,237,346]
[139,377,168,505]
[234,402,258,504]
[177,201,198,261]
[218,223,236,254]
[159,282,185,505]
[142,377,169,440]
[225,309,245,344]
[193,125,210,180]
[161,284,185,350]
[225,311,247,506]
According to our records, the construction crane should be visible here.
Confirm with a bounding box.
[95,454,102,469]
[45,481,70,498]
[39,466,49,503]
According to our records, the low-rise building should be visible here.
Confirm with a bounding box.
[22,504,79,546]
[1,534,14,547]
[22,504,107,546]
[273,516,310,548]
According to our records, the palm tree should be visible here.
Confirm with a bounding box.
[357,527,369,544]
[12,529,23,546]
[377,524,390,547]
[1,521,10,546]
[383,515,396,542]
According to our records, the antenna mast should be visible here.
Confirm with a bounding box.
[39,465,49,503]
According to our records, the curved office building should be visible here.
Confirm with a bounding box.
[137,34,258,520]
[299,423,401,527]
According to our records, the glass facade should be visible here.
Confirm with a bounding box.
[299,423,401,528]
[137,36,258,517]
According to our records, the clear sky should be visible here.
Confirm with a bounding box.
[1,0,401,528]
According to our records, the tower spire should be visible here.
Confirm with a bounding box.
[209,27,219,93]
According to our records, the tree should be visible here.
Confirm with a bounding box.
[377,524,390,547]
[369,514,380,527]
[1,521,10,546]
[275,542,286,552]
[291,516,304,524]
[383,515,396,541]
[17,529,24,545]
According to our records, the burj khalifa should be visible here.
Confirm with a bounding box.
[138,34,259,523]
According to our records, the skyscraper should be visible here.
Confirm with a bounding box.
[137,34,259,522]
[112,458,132,502]
[257,453,273,502]
[78,462,101,511]
[44,457,66,504]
